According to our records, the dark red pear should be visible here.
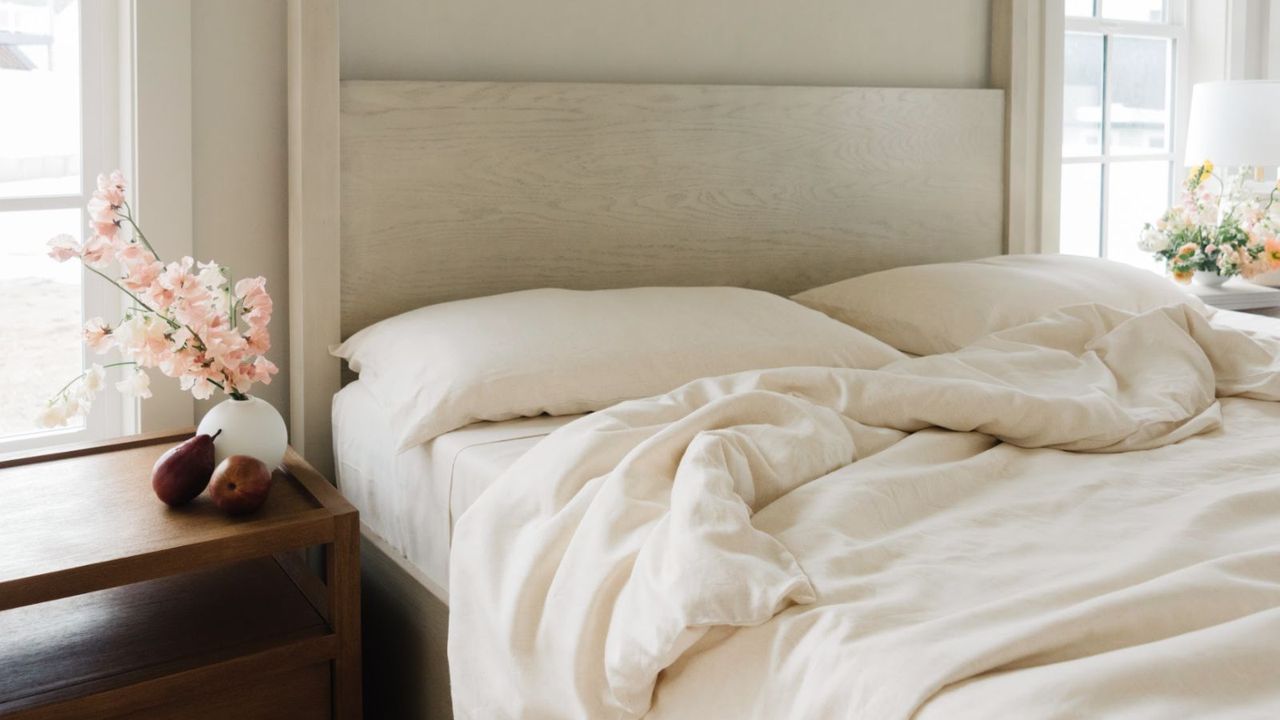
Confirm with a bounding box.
[208,455,273,515]
[151,429,221,507]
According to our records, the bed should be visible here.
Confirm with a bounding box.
[283,5,1280,718]
[332,298,1280,719]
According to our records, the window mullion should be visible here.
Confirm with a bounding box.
[1099,33,1112,258]
[1065,18,1181,38]
[1063,154,1174,165]
[1100,163,1112,258]
[0,196,84,213]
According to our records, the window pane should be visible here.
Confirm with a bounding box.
[1066,0,1096,17]
[0,0,81,198]
[1063,33,1104,158]
[1101,0,1165,22]
[1108,36,1171,155]
[0,208,85,437]
[1107,160,1170,272]
[1060,163,1103,256]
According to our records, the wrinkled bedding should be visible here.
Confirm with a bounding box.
[448,304,1280,719]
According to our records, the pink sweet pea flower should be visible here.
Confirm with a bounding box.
[90,218,119,240]
[83,317,114,354]
[235,276,273,329]
[250,356,277,384]
[158,257,202,296]
[80,234,115,269]
[196,261,225,290]
[145,284,175,310]
[114,315,171,367]
[116,241,155,268]
[121,259,164,294]
[96,171,127,205]
[245,326,270,355]
[171,295,214,328]
[116,369,152,399]
[87,195,119,226]
[201,325,249,371]
[47,234,81,262]
[180,374,218,400]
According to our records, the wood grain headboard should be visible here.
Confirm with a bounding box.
[288,0,1023,523]
[339,81,1005,337]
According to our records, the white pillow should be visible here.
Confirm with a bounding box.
[333,287,904,451]
[792,254,1212,356]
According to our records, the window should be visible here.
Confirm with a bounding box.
[0,0,128,451]
[1057,0,1187,270]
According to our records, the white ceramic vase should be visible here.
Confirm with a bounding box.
[1193,270,1229,287]
[196,395,288,468]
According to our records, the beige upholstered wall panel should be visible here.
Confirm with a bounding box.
[340,81,1004,336]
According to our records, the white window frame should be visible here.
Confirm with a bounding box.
[1046,0,1191,259]
[0,0,195,454]
[0,0,132,453]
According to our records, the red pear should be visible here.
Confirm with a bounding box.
[152,430,221,507]
[208,455,273,515]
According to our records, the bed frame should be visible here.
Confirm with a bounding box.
[285,2,1032,716]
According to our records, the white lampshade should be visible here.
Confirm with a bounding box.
[1184,81,1280,168]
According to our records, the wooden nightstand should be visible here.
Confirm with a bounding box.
[0,430,360,719]
[1186,277,1280,316]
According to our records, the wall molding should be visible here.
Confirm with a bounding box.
[132,0,195,432]
[287,0,341,477]
[991,0,1053,254]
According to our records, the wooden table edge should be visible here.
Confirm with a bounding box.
[0,509,337,612]
[1,633,340,720]
[0,429,195,469]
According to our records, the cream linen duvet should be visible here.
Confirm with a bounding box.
[448,304,1280,720]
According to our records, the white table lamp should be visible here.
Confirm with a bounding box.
[1185,81,1280,287]
[1184,80,1280,172]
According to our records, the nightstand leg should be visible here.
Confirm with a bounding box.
[329,513,363,718]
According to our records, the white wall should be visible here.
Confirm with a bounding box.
[1191,0,1279,84]
[339,0,993,88]
[190,0,290,425]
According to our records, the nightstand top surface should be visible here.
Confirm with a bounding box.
[1184,277,1280,311]
[0,430,354,612]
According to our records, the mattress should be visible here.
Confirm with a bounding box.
[332,379,581,594]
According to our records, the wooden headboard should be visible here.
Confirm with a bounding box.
[338,81,1005,337]
[286,0,1016,476]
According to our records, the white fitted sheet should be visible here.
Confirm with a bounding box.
[332,380,581,594]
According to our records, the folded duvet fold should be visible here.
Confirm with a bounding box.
[448,304,1280,719]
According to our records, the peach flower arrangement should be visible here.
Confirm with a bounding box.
[38,171,277,427]
[1139,160,1280,283]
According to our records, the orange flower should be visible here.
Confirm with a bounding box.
[1265,237,1280,268]
[1176,242,1198,258]
[1172,268,1194,284]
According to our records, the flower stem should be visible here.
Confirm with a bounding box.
[119,202,160,260]
[53,361,136,399]
[83,264,179,329]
